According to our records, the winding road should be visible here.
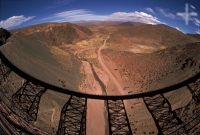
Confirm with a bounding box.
[97,35,123,94]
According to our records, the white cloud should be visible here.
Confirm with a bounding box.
[109,11,160,24]
[0,15,35,29]
[196,29,200,34]
[145,8,155,14]
[169,26,184,33]
[43,9,161,24]
[157,8,176,19]
[174,26,185,33]
[175,27,181,31]
[190,5,196,10]
[42,9,107,22]
[54,9,91,18]
[192,17,200,34]
[193,18,200,26]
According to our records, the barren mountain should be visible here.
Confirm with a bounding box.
[108,23,197,52]
[1,23,93,91]
[13,22,92,46]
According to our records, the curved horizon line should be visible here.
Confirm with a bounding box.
[0,48,200,100]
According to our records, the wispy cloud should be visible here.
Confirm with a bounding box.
[145,8,155,14]
[190,5,196,10]
[42,9,161,24]
[42,9,106,22]
[156,8,176,19]
[0,15,35,29]
[193,18,200,26]
[110,11,160,24]
[175,27,181,31]
[193,18,200,34]
[54,9,91,17]
[196,30,200,34]
[174,26,185,33]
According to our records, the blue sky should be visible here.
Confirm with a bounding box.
[0,0,200,34]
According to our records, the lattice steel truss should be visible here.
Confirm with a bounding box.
[187,78,200,103]
[57,96,87,135]
[0,60,11,85]
[143,94,183,135]
[170,78,200,134]
[107,100,132,135]
[12,81,46,122]
[168,110,200,134]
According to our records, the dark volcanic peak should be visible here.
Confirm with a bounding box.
[13,23,93,46]
[0,28,11,46]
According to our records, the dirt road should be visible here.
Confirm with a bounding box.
[79,35,125,135]
[80,61,107,135]
[97,35,123,94]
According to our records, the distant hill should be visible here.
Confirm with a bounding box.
[187,34,200,41]
[118,22,145,26]
[75,21,123,26]
[13,23,93,46]
[0,23,94,90]
[110,23,198,48]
